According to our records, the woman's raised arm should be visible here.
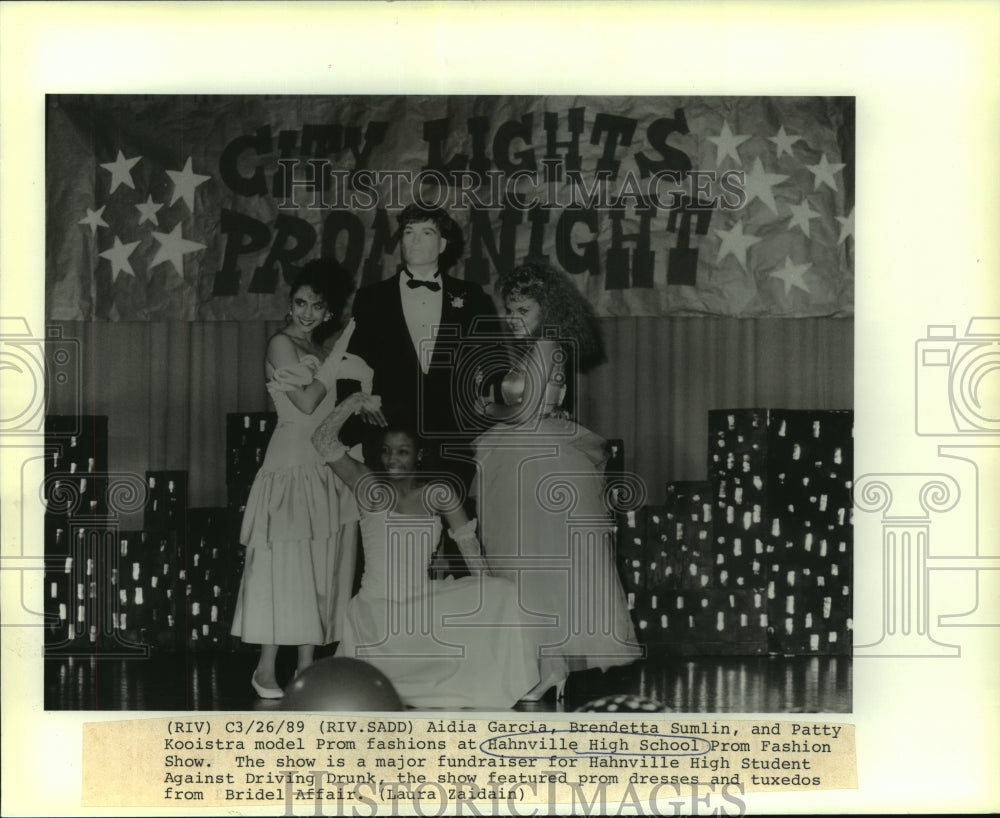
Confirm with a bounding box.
[426,480,494,576]
[311,392,380,490]
[479,337,560,422]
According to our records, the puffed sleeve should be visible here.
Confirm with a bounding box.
[265,354,321,395]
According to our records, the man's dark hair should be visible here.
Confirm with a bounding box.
[397,204,464,269]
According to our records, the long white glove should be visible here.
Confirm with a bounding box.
[311,391,381,461]
[314,319,356,391]
[449,518,493,576]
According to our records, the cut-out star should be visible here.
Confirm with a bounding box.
[100,150,141,193]
[768,125,802,159]
[98,236,141,282]
[150,223,206,276]
[742,157,789,215]
[78,206,108,235]
[836,207,855,244]
[806,153,846,191]
[769,256,812,296]
[786,199,822,238]
[135,195,163,226]
[166,157,211,211]
[707,120,751,166]
[715,219,762,271]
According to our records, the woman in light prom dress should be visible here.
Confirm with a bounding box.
[472,260,642,700]
[231,261,372,699]
[311,405,541,709]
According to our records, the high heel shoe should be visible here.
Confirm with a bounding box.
[517,680,549,703]
[518,676,568,704]
[251,671,284,699]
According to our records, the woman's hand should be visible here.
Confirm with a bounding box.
[476,386,494,416]
[359,406,389,427]
[312,393,382,459]
[447,516,494,577]
[358,393,387,427]
[470,367,496,417]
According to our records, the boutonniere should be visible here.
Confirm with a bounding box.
[449,295,465,309]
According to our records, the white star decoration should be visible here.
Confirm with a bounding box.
[836,207,855,244]
[135,195,163,226]
[78,206,108,235]
[786,199,822,238]
[98,236,141,282]
[769,256,812,296]
[150,223,206,275]
[806,153,846,192]
[707,120,751,166]
[742,157,789,215]
[166,157,211,211]
[768,126,802,159]
[715,219,762,271]
[100,150,141,193]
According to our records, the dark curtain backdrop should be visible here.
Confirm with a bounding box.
[50,317,853,528]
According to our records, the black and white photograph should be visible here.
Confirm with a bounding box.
[2,3,997,816]
[41,93,854,714]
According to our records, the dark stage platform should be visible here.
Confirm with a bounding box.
[45,652,851,714]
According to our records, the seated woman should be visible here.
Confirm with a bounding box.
[311,396,541,709]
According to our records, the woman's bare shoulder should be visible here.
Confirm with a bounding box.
[267,330,312,368]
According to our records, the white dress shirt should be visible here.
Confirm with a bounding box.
[400,269,443,374]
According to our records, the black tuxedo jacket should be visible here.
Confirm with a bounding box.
[347,270,499,444]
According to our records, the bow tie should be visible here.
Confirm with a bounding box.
[405,272,441,292]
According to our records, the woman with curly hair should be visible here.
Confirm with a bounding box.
[472,260,641,701]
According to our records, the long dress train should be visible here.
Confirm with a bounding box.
[335,508,540,708]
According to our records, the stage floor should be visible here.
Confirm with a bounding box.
[45,651,851,713]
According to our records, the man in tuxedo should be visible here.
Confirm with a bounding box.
[347,205,499,580]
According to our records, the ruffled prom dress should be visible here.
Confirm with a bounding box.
[231,324,370,647]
